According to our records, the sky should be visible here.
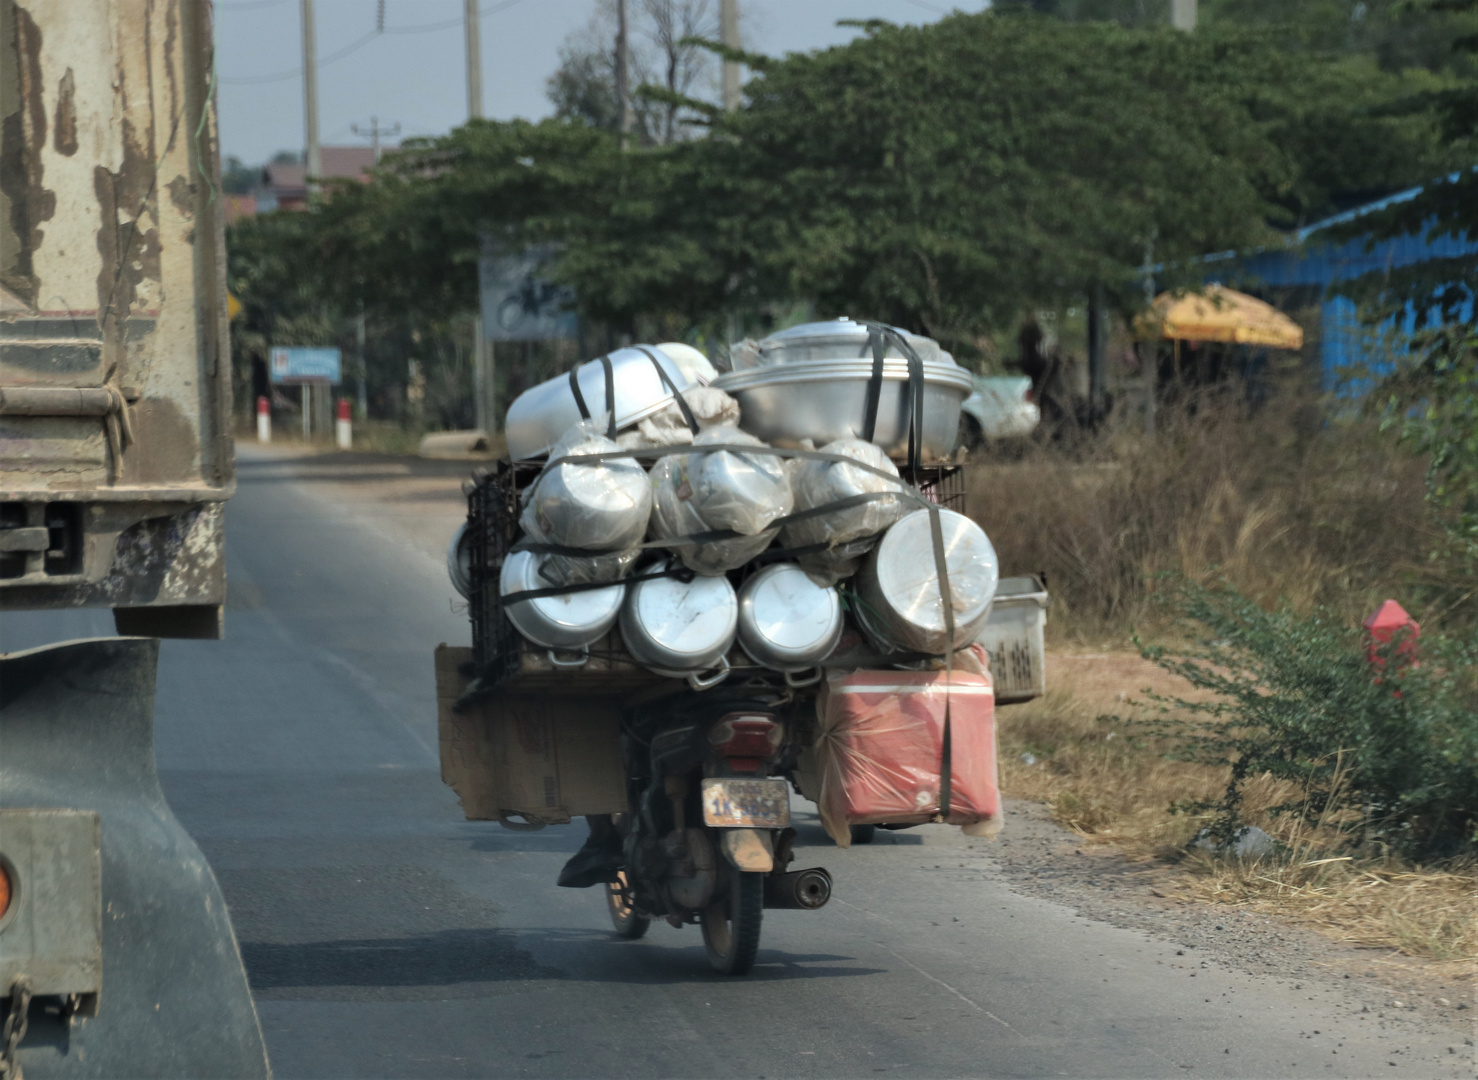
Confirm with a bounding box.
[214,0,992,165]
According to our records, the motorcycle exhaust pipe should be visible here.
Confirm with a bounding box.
[764,867,832,910]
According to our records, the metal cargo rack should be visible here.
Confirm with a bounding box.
[461,454,967,702]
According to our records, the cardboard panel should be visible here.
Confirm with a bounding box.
[435,645,627,824]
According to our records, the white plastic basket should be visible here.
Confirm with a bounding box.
[976,575,1048,704]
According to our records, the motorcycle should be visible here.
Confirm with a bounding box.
[560,683,833,975]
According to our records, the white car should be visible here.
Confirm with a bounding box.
[958,375,1040,448]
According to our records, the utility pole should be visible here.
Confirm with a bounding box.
[720,0,740,112]
[1171,0,1197,31]
[616,0,634,149]
[1140,237,1157,436]
[1087,285,1108,427]
[300,0,321,191]
[351,116,400,164]
[464,0,484,119]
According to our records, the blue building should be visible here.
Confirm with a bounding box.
[1206,179,1477,388]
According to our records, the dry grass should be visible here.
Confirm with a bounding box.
[1177,852,1477,965]
[968,393,1452,644]
[995,660,1478,965]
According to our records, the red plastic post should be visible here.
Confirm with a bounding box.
[1363,599,1419,673]
[256,395,269,416]
[336,397,351,422]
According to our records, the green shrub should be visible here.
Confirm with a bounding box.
[1134,578,1478,860]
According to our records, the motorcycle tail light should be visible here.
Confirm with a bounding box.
[708,714,783,761]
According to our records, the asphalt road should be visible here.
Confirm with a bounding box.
[2,446,1466,1079]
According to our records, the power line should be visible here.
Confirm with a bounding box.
[219,0,522,86]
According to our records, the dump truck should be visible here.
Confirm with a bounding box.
[1,1,269,1074]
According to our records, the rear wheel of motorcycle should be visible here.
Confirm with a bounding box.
[701,866,763,975]
[606,869,650,940]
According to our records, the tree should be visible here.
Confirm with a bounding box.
[547,0,721,145]
[1335,0,1478,561]
[222,155,258,195]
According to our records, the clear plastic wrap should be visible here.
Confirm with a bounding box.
[518,417,651,585]
[809,651,1001,848]
[648,426,794,576]
[780,438,907,584]
[656,342,719,385]
[615,385,742,450]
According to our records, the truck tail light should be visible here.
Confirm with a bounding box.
[708,714,783,769]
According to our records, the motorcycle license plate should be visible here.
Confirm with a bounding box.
[701,778,790,829]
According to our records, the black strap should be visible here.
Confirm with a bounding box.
[634,346,701,435]
[568,366,589,419]
[502,563,695,606]
[568,355,617,439]
[854,322,927,473]
[543,442,909,489]
[927,504,957,821]
[510,491,898,560]
[861,327,886,445]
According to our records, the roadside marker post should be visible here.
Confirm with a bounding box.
[257,396,271,443]
[336,397,352,449]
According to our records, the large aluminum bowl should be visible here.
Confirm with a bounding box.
[714,359,972,462]
[505,345,696,460]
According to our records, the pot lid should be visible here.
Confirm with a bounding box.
[740,564,841,652]
[628,568,738,659]
[756,319,953,365]
[871,509,999,633]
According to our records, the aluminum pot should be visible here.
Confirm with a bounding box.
[500,549,625,655]
[854,508,999,655]
[505,345,696,460]
[739,318,949,367]
[447,521,473,599]
[737,563,843,673]
[620,562,738,687]
[522,439,651,551]
[714,359,972,462]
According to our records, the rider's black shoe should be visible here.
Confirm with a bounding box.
[556,814,622,888]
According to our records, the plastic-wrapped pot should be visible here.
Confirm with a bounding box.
[648,426,793,576]
[519,418,651,585]
[780,438,907,584]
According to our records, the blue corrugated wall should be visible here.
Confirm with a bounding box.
[1209,184,1477,390]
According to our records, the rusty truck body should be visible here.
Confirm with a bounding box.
[1,4,269,1075]
[2,0,231,637]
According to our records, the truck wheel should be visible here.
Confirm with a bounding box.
[849,824,877,844]
[606,870,650,939]
[701,866,763,975]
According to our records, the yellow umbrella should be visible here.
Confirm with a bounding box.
[1138,284,1304,349]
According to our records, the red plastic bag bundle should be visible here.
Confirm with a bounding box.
[814,652,1001,848]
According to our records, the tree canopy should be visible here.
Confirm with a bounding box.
[228,5,1465,384]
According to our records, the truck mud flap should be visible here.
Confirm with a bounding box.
[0,638,270,1079]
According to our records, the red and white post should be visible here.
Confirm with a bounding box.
[335,397,352,449]
[256,395,271,443]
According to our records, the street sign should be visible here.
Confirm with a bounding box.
[269,346,340,384]
[479,237,578,342]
